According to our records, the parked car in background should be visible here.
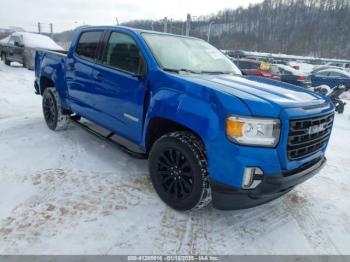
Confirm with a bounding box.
[0,32,63,70]
[287,61,314,74]
[327,62,350,72]
[270,64,311,87]
[311,68,350,88]
[233,59,280,80]
[311,65,344,75]
[314,85,349,114]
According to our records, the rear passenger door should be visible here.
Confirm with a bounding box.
[89,30,148,143]
[66,30,105,118]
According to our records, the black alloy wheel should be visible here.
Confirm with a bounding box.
[42,87,70,131]
[156,147,194,201]
[43,90,58,129]
[149,131,211,211]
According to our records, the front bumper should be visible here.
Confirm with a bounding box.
[210,156,326,210]
[34,80,40,95]
[300,81,312,88]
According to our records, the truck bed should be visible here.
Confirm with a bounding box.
[34,49,68,94]
[36,48,68,56]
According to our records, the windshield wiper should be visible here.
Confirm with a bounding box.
[163,68,239,75]
[199,70,234,75]
[163,68,201,74]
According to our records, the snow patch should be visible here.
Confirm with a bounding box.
[12,32,63,50]
[0,61,350,254]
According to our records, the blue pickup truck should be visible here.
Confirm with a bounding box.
[35,26,335,210]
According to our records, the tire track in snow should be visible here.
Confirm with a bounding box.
[284,188,342,254]
[0,169,154,254]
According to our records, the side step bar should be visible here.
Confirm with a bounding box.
[71,117,147,159]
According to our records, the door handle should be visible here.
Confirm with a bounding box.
[67,62,75,70]
[93,72,103,82]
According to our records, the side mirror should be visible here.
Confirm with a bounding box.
[134,57,147,79]
[14,41,23,47]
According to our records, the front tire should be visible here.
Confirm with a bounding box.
[42,87,70,131]
[22,57,27,68]
[149,131,211,211]
[336,102,345,114]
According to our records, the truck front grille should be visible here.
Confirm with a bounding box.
[287,113,334,160]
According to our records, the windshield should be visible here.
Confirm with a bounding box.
[142,33,241,75]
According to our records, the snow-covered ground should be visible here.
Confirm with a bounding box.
[0,61,350,255]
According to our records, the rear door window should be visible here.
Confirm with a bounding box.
[76,31,104,61]
[13,36,22,46]
[316,71,330,77]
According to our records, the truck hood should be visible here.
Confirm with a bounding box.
[178,74,329,117]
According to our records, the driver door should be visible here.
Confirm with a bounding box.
[89,31,148,143]
[12,36,24,63]
[6,36,16,61]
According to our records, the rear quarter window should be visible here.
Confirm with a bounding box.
[329,71,346,77]
[76,31,104,61]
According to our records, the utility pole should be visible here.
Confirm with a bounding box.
[38,22,41,34]
[207,21,214,43]
[151,21,154,31]
[164,17,168,33]
[185,13,191,36]
[50,23,53,38]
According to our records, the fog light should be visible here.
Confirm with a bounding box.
[242,167,264,189]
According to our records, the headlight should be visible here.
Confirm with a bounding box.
[226,115,280,147]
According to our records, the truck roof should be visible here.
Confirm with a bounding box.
[78,25,198,39]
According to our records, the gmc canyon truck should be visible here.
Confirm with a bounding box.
[35,26,335,210]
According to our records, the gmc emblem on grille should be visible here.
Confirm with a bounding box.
[308,124,326,135]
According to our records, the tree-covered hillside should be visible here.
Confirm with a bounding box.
[124,0,350,59]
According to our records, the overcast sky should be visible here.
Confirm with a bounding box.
[0,0,263,33]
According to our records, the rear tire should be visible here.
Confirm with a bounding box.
[2,53,10,66]
[42,87,70,131]
[149,131,211,211]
